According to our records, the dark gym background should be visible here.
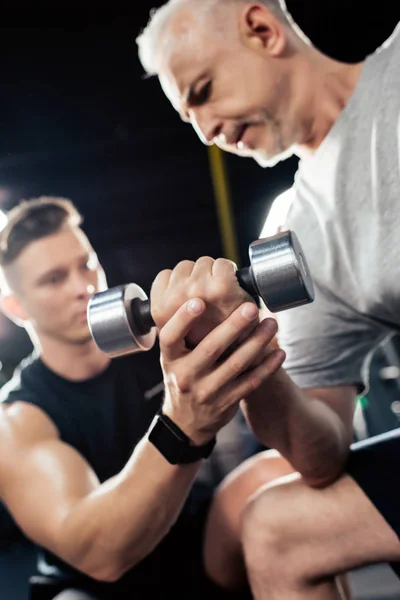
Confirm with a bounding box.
[0,2,400,598]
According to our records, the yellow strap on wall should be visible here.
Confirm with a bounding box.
[207,145,240,267]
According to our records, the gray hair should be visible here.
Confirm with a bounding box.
[137,0,294,76]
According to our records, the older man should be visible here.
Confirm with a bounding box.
[137,2,400,598]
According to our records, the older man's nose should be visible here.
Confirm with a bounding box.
[189,110,223,145]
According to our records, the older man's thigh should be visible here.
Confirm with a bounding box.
[242,473,400,579]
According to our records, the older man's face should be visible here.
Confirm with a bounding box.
[158,8,299,167]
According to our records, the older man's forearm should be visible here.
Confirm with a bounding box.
[241,370,352,487]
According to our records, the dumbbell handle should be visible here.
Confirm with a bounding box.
[130,266,258,336]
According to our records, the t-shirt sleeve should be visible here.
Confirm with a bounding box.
[276,281,388,392]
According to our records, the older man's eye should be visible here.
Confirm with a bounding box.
[197,81,212,104]
[190,81,212,106]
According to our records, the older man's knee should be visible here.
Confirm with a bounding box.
[241,474,304,568]
[242,485,288,556]
[203,450,296,590]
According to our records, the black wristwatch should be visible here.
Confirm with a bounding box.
[148,412,216,465]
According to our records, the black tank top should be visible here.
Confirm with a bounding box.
[0,349,215,599]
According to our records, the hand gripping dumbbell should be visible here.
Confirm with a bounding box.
[87,230,314,358]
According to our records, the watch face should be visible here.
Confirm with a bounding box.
[149,414,216,464]
[149,417,187,464]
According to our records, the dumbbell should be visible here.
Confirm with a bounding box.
[88,230,314,358]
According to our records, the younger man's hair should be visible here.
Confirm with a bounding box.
[0,196,83,268]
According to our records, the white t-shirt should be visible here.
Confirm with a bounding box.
[277,23,400,391]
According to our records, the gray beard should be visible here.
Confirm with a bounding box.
[254,144,296,168]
